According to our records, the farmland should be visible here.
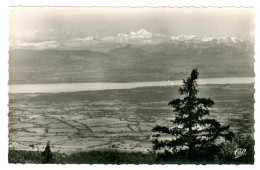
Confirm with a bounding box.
[8,84,254,154]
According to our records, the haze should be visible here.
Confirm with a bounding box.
[9,7,254,46]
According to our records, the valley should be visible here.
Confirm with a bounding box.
[9,84,254,153]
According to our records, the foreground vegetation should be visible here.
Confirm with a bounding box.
[9,138,254,164]
[9,130,254,164]
[9,149,155,164]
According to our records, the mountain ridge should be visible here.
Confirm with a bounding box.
[10,29,253,51]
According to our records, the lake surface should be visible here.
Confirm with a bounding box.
[9,77,254,94]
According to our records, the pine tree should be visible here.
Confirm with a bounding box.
[41,142,53,163]
[152,68,234,162]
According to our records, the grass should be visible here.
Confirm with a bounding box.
[9,149,43,164]
[9,149,156,164]
[7,149,220,164]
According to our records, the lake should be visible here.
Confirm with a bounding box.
[9,77,254,94]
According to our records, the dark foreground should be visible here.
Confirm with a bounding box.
[9,149,155,164]
[9,147,254,164]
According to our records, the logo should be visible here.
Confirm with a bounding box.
[234,148,246,159]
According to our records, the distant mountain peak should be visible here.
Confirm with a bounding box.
[170,35,243,43]
[124,44,135,48]
[10,28,248,51]
[108,43,146,57]
[137,29,149,33]
[129,29,153,38]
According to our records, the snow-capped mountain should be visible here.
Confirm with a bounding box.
[170,35,243,43]
[10,29,252,51]
[161,35,249,51]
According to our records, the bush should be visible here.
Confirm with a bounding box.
[57,150,156,164]
[9,149,156,164]
[9,149,42,163]
[217,133,254,164]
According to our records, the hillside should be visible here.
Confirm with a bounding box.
[109,44,146,58]
[9,43,254,84]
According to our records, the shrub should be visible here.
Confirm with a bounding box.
[217,133,254,164]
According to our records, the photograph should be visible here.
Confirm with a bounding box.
[8,7,255,164]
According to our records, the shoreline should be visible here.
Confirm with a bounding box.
[9,77,254,94]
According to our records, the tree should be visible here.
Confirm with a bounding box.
[41,142,53,163]
[152,68,234,162]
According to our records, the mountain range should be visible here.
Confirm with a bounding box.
[10,29,253,52]
[9,38,254,84]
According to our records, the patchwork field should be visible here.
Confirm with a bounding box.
[8,84,254,154]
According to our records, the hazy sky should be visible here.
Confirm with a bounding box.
[9,7,254,45]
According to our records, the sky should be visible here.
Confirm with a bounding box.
[9,7,254,49]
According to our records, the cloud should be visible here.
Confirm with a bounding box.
[15,40,60,50]
[11,29,55,43]
[10,29,167,49]
[10,29,88,43]
[73,36,95,42]
[171,35,197,41]
[10,29,95,49]
[102,36,116,42]
[10,28,246,50]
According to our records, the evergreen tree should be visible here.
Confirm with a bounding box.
[41,142,53,163]
[152,68,234,162]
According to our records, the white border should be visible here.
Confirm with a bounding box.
[1,0,259,170]
[6,0,258,7]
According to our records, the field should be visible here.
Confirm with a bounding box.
[8,84,254,154]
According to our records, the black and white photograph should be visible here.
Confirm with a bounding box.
[8,7,255,164]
